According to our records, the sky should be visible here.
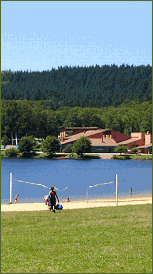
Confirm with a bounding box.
[1,1,152,72]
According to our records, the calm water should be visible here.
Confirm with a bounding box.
[1,158,152,203]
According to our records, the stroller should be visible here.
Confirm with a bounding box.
[44,195,63,210]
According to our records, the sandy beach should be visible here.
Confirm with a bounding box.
[1,195,152,212]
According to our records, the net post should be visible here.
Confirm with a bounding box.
[86,187,88,203]
[10,173,12,204]
[116,174,118,206]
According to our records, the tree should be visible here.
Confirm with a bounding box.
[1,65,152,107]
[63,113,82,127]
[114,145,127,155]
[2,135,10,148]
[18,136,36,157]
[72,136,92,157]
[41,136,60,156]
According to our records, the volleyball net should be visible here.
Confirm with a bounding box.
[13,178,68,191]
[8,173,119,204]
[86,176,118,205]
[10,174,68,203]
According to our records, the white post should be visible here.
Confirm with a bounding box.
[116,174,118,206]
[87,188,88,203]
[15,133,17,145]
[10,173,12,203]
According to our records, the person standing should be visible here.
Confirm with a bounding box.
[49,186,59,212]
[14,194,19,203]
[130,188,132,196]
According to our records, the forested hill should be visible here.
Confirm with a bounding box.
[1,64,152,109]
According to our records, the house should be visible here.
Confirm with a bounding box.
[59,128,131,153]
[137,131,152,154]
[117,131,152,154]
[59,127,152,154]
[117,132,145,149]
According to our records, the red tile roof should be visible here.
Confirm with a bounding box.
[61,129,117,147]
[137,143,152,149]
[61,129,107,145]
[117,138,141,145]
[90,138,117,147]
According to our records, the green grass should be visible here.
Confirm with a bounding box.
[1,150,152,160]
[112,155,130,160]
[129,154,152,160]
[67,153,101,159]
[1,151,101,159]
[112,154,152,160]
[1,204,152,273]
[84,154,101,159]
[1,151,6,157]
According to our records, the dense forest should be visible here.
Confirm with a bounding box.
[1,64,152,141]
[1,64,152,109]
[1,100,152,140]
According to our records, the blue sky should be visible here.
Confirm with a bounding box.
[1,1,152,72]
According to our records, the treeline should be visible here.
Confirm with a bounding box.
[1,100,152,140]
[1,64,152,109]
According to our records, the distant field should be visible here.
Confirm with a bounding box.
[1,204,152,273]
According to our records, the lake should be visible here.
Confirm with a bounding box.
[1,158,152,203]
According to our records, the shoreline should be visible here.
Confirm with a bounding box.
[1,195,152,212]
[1,150,152,160]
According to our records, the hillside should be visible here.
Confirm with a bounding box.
[1,64,152,109]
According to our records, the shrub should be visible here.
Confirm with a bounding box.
[5,148,18,157]
[67,153,81,159]
[114,145,128,154]
[34,143,41,150]
[112,155,130,160]
[122,155,130,160]
[131,147,138,153]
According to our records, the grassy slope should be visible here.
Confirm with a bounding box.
[1,204,152,273]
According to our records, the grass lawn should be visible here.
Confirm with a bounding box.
[112,154,152,160]
[1,204,152,273]
[129,154,152,160]
[1,149,152,160]
[1,151,101,159]
[1,151,6,157]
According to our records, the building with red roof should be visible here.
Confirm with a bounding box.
[59,127,130,153]
[59,127,152,154]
